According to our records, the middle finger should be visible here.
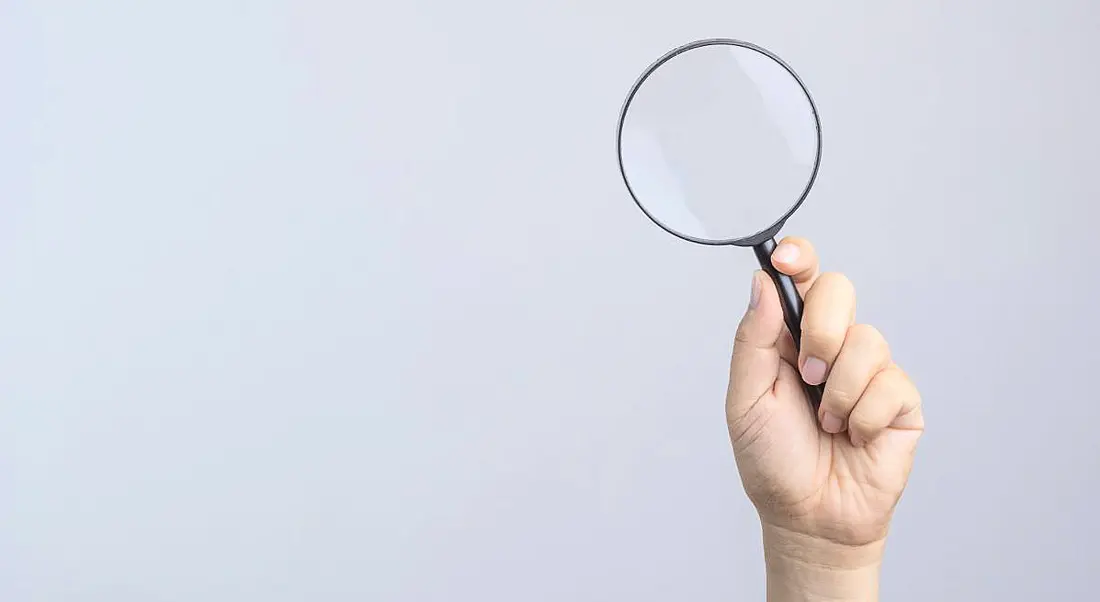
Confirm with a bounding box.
[798,272,856,386]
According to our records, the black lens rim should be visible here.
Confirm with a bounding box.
[615,38,823,247]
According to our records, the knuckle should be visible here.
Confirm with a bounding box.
[846,323,891,357]
[823,386,859,414]
[810,271,854,296]
[840,400,884,433]
[877,364,909,389]
[733,322,751,346]
[801,326,846,356]
[898,372,923,411]
[847,323,882,343]
[847,410,884,436]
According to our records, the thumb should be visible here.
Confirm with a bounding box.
[727,271,786,420]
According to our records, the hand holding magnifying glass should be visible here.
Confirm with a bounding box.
[615,39,926,587]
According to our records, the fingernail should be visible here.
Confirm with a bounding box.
[821,412,844,434]
[749,272,761,309]
[772,243,800,264]
[849,430,865,447]
[801,356,827,385]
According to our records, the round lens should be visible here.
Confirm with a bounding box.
[617,41,821,244]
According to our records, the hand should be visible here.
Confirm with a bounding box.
[726,237,924,599]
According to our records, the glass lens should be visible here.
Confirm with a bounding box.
[618,42,820,243]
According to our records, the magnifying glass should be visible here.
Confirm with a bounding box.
[615,38,826,407]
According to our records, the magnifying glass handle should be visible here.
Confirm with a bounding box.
[752,239,826,410]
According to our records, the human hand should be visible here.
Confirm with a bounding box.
[726,237,924,600]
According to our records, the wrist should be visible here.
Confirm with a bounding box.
[762,523,884,602]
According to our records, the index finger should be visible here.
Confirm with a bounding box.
[770,236,820,298]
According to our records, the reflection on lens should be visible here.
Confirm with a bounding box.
[618,41,820,243]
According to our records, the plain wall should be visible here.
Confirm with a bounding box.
[2,1,1098,600]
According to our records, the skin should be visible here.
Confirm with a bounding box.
[726,237,924,602]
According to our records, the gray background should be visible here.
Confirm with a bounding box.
[1,1,1097,600]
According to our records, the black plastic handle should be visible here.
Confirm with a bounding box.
[752,238,825,410]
